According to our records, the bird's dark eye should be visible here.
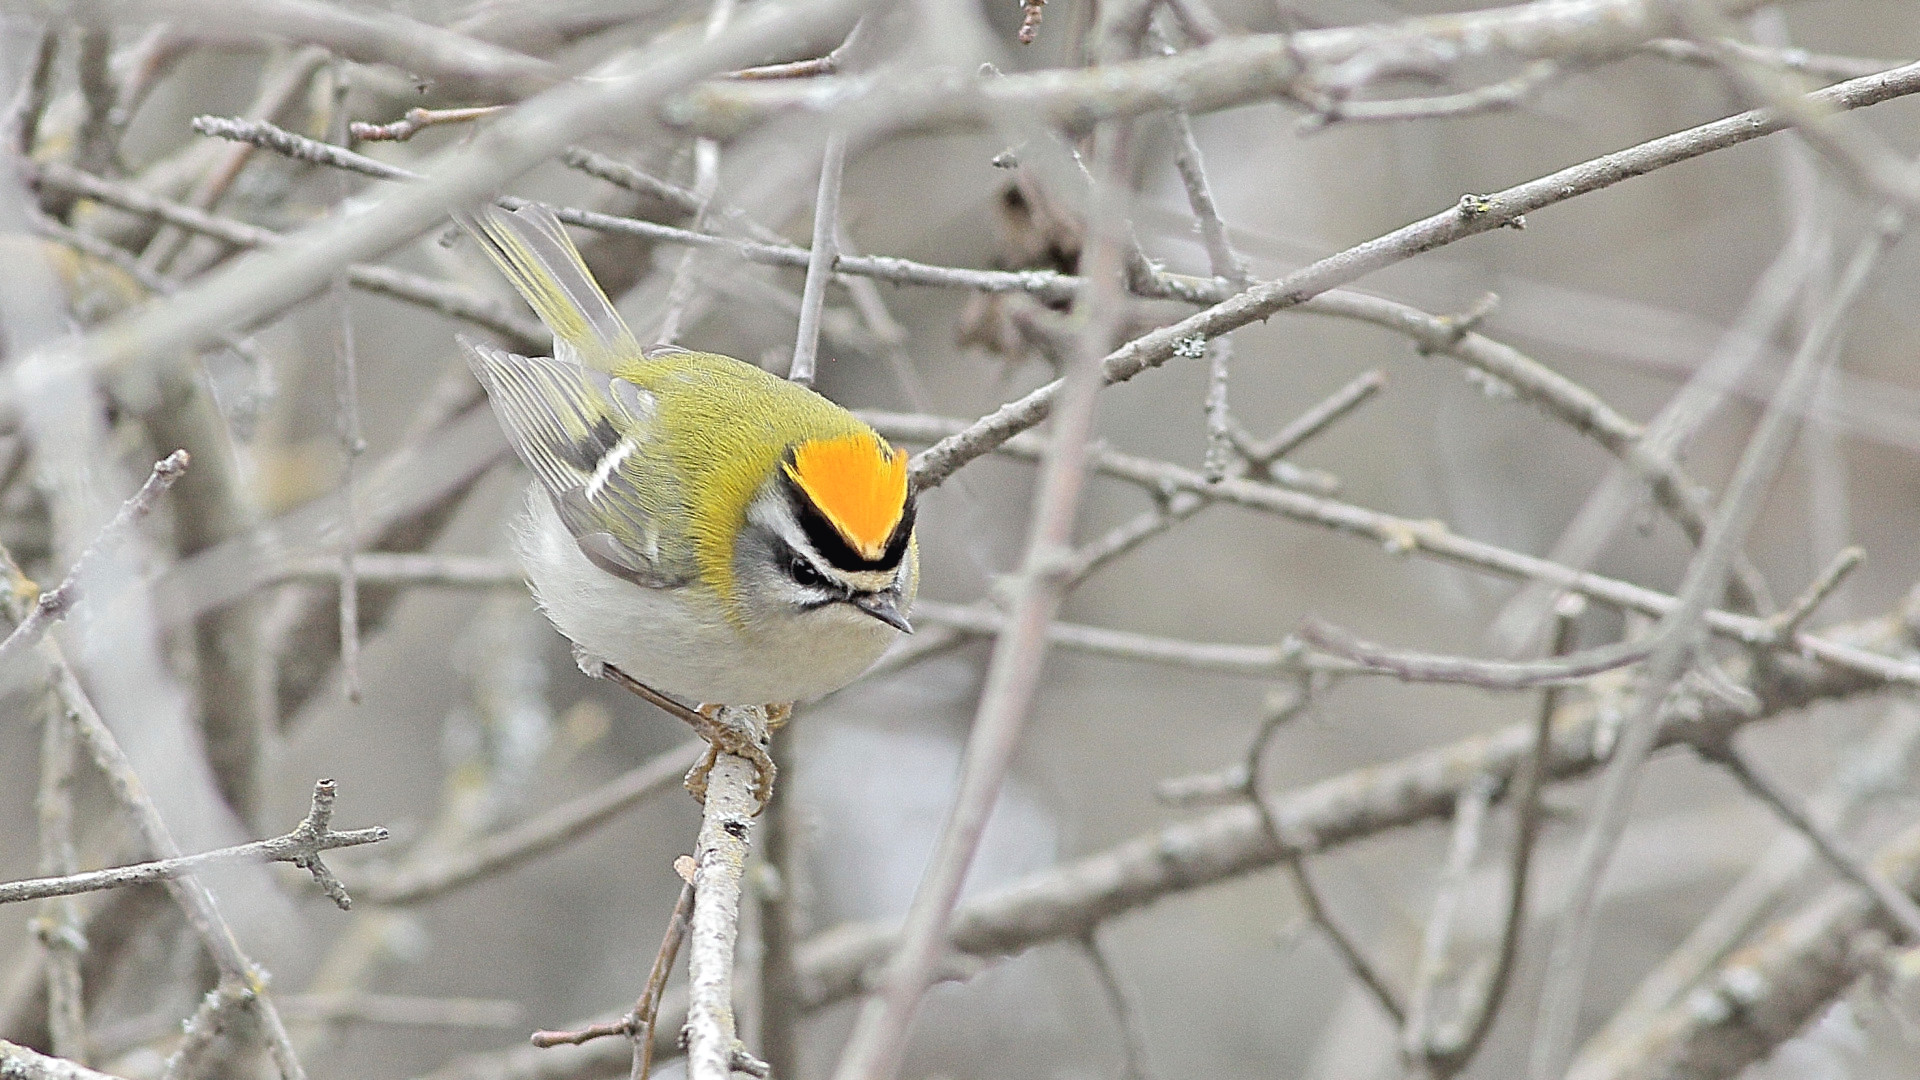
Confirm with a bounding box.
[787,555,828,590]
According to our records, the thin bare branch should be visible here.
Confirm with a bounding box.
[0,451,187,673]
[10,27,57,157]
[725,20,863,80]
[1404,774,1499,1064]
[46,651,310,1080]
[277,993,522,1030]
[189,116,1081,304]
[1694,737,1920,940]
[350,106,506,143]
[631,880,695,1080]
[1301,60,1561,131]
[268,552,523,590]
[1422,595,1585,1075]
[1640,38,1900,82]
[1235,368,1385,469]
[906,59,1920,489]
[34,687,84,1064]
[1168,114,1249,288]
[1080,932,1154,1080]
[1667,1,1920,211]
[1244,688,1407,1026]
[1297,617,1650,688]
[1767,544,1864,642]
[0,780,387,908]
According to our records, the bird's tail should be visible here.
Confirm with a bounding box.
[458,203,638,369]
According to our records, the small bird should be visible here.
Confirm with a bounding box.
[455,203,918,800]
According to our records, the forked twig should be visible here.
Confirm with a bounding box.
[0,780,387,909]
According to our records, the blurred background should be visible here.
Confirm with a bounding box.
[1,2,1919,1080]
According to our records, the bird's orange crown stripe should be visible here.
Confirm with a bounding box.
[784,433,909,560]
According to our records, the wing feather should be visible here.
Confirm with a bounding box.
[459,337,680,587]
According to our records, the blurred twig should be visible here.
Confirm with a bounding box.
[1527,210,1907,1080]
[671,2,1864,136]
[278,993,522,1030]
[351,741,702,906]
[788,131,846,386]
[828,119,1133,1080]
[1079,931,1154,1080]
[33,687,85,1065]
[4,0,868,425]
[44,647,310,1080]
[1416,596,1584,1076]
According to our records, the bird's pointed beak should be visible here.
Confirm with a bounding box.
[851,593,913,633]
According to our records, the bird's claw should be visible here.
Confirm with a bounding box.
[683,704,778,811]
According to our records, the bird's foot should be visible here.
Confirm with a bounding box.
[683,704,777,810]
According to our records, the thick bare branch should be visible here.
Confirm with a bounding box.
[783,602,1911,1017]
[1,0,868,426]
[1567,820,1920,1080]
[95,0,559,102]
[671,0,1781,136]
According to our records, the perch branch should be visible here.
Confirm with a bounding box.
[683,706,768,1080]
